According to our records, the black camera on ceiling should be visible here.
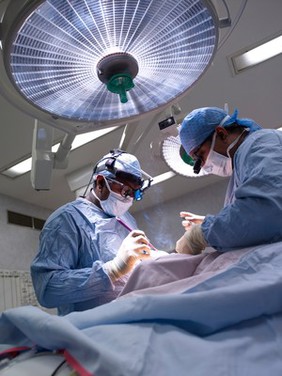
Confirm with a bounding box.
[158,116,176,131]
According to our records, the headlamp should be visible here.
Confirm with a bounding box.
[93,149,153,200]
[134,189,142,201]
[108,169,152,201]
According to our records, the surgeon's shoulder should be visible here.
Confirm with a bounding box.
[236,129,282,170]
[43,198,83,229]
[246,129,281,145]
[239,129,280,155]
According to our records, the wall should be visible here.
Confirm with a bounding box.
[0,193,52,270]
[134,179,229,252]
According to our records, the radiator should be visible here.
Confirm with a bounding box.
[0,269,55,314]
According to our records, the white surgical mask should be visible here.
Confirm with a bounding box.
[203,129,247,177]
[92,178,133,217]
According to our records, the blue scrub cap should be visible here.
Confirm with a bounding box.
[179,107,262,155]
[94,150,143,180]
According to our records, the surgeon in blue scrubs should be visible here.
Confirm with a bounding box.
[31,149,153,315]
[175,107,282,254]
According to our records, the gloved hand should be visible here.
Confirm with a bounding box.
[175,224,207,255]
[180,211,205,231]
[104,230,151,282]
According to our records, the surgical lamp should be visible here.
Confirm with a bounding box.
[162,135,209,178]
[0,0,220,133]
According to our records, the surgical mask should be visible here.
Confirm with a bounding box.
[92,178,133,217]
[203,129,247,177]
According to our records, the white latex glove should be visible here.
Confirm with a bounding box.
[180,211,205,231]
[175,224,207,255]
[104,230,151,282]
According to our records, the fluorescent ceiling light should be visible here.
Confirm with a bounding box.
[2,158,33,178]
[71,128,118,150]
[231,33,282,73]
[1,126,118,178]
[151,171,176,186]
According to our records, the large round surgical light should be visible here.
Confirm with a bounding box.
[162,135,209,177]
[2,0,218,127]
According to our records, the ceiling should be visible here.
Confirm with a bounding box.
[0,0,281,214]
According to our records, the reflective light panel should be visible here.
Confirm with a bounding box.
[162,135,209,177]
[6,0,218,124]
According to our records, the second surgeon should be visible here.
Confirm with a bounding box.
[31,149,154,315]
[176,106,282,255]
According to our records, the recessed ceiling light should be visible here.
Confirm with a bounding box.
[1,158,33,178]
[230,33,282,74]
[150,171,176,186]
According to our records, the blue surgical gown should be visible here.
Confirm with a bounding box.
[202,129,282,252]
[30,197,137,315]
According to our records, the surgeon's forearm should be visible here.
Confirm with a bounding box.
[35,267,113,308]
[202,195,281,251]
